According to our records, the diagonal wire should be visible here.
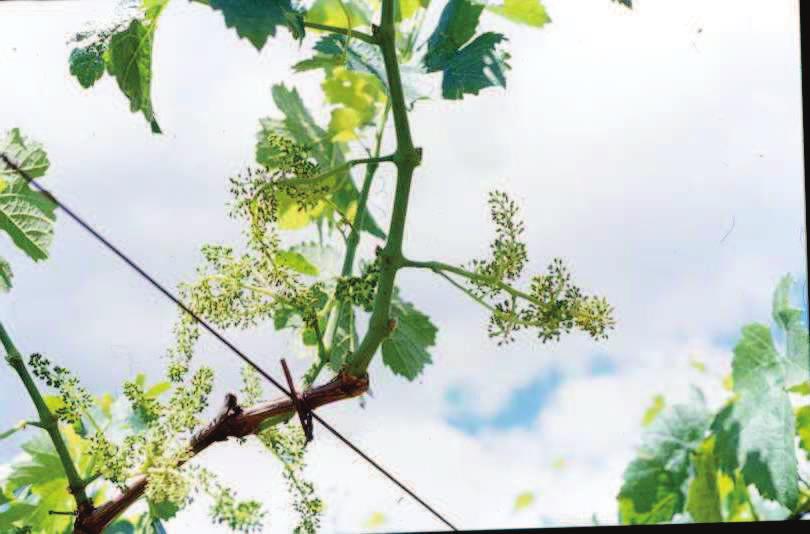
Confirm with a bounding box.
[0,153,458,531]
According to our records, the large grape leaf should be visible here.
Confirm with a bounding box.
[618,397,711,524]
[422,0,511,100]
[380,289,436,380]
[711,324,799,509]
[294,34,432,109]
[192,0,305,50]
[0,129,56,262]
[1,427,92,533]
[487,0,550,27]
[256,84,385,238]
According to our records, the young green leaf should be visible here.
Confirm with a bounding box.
[4,428,92,533]
[711,324,799,509]
[193,0,305,50]
[256,84,385,237]
[686,438,723,523]
[796,405,810,461]
[641,394,665,427]
[276,250,320,276]
[487,0,551,28]
[305,0,372,28]
[514,491,535,511]
[381,289,437,380]
[295,35,432,109]
[618,399,711,524]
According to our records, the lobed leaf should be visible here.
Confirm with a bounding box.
[69,45,106,89]
[193,0,305,50]
[0,129,56,262]
[256,84,386,237]
[618,399,711,524]
[423,0,511,99]
[381,289,436,380]
[295,34,432,109]
[711,324,799,509]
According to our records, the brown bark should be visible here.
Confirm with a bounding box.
[73,371,368,534]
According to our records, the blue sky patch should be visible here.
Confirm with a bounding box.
[445,368,564,436]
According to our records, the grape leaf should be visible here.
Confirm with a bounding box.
[322,66,386,141]
[305,0,371,28]
[686,438,722,522]
[487,0,551,28]
[192,0,305,50]
[711,324,799,509]
[772,274,810,387]
[424,0,484,71]
[294,35,432,109]
[3,428,92,533]
[618,399,711,524]
[68,44,106,89]
[0,129,56,262]
[438,32,511,100]
[104,13,165,134]
[641,394,665,427]
[796,405,810,461]
[256,84,385,238]
[423,0,511,99]
[276,250,319,276]
[0,256,12,292]
[514,491,535,511]
[381,289,436,380]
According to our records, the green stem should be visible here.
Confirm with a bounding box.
[302,21,377,45]
[305,102,392,387]
[0,320,92,511]
[402,259,538,305]
[345,0,421,376]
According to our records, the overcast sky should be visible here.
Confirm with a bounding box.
[0,0,806,531]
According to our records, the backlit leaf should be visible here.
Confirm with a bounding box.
[0,129,56,262]
[618,399,711,524]
[686,438,722,522]
[487,0,550,27]
[276,250,320,276]
[514,491,535,511]
[641,394,665,427]
[711,324,799,509]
